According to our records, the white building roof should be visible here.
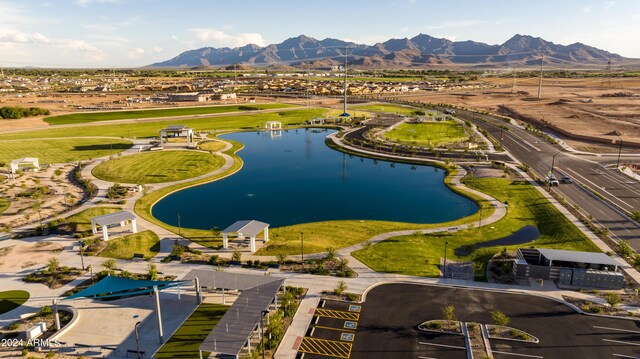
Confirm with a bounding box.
[91,211,136,227]
[11,157,39,164]
[222,220,269,238]
[537,248,619,267]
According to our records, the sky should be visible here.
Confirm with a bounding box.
[1,0,640,68]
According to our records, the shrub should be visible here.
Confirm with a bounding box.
[442,304,456,321]
[491,310,510,326]
[605,292,621,308]
[231,249,242,261]
[346,293,359,302]
[334,280,347,296]
[426,321,443,329]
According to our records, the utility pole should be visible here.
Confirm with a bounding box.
[512,66,517,96]
[300,232,304,262]
[616,134,623,169]
[343,47,348,115]
[537,52,544,99]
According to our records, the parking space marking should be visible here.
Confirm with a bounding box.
[492,351,543,358]
[613,354,640,359]
[299,337,352,359]
[315,325,355,333]
[418,342,465,350]
[603,339,640,346]
[315,308,360,321]
[348,305,361,312]
[593,326,640,334]
[418,357,438,359]
[344,321,357,330]
[341,333,355,342]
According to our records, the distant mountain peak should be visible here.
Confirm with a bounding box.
[148,33,628,68]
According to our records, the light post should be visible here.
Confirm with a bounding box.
[88,264,94,284]
[261,310,269,359]
[300,232,304,263]
[551,150,562,176]
[135,321,142,359]
[79,240,85,270]
[616,134,623,169]
[443,241,448,278]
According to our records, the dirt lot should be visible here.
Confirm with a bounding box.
[0,241,63,272]
[0,165,84,230]
[390,77,640,153]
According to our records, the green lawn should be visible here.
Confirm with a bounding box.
[56,207,122,235]
[98,230,160,259]
[92,150,225,184]
[44,104,295,125]
[353,178,600,279]
[155,303,228,359]
[383,121,469,147]
[0,138,132,164]
[352,104,422,116]
[197,140,227,152]
[0,290,30,315]
[134,140,245,248]
[0,109,327,141]
[0,197,10,214]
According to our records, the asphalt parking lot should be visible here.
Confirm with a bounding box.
[299,283,640,359]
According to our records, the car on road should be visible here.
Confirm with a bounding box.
[546,176,560,186]
[561,176,573,184]
[443,109,456,115]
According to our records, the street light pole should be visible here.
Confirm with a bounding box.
[300,232,304,262]
[616,134,623,169]
[261,310,268,359]
[443,241,448,278]
[551,150,562,175]
[135,321,142,359]
[79,241,85,271]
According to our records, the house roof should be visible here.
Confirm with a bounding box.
[222,220,269,238]
[199,279,283,356]
[91,211,136,227]
[537,248,620,267]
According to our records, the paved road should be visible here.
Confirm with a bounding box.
[452,108,640,250]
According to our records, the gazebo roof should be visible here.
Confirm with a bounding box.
[222,220,269,238]
[91,211,136,227]
[11,157,39,164]
[64,276,186,300]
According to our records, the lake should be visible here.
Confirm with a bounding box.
[152,128,478,229]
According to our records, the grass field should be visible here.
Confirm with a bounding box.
[134,140,245,248]
[44,104,295,125]
[0,138,132,163]
[197,140,227,152]
[0,109,327,141]
[154,303,228,359]
[0,197,10,214]
[92,150,225,184]
[352,104,423,116]
[383,121,469,147]
[0,290,30,315]
[98,230,160,259]
[57,206,122,235]
[352,178,600,279]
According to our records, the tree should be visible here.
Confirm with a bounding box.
[211,226,221,237]
[491,310,510,326]
[281,290,296,317]
[442,304,457,321]
[147,263,158,280]
[47,257,60,273]
[231,248,242,262]
[102,259,117,275]
[334,280,347,296]
[265,310,285,349]
[605,292,621,308]
[276,253,287,265]
[632,210,640,222]
[325,247,337,261]
[337,257,349,272]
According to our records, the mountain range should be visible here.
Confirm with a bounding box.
[149,34,629,69]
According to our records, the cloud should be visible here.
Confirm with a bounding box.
[127,47,145,59]
[84,17,140,32]
[152,46,162,53]
[0,30,102,53]
[171,35,179,40]
[603,1,616,9]
[74,0,121,7]
[582,6,591,13]
[189,28,266,47]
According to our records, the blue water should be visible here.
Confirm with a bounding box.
[152,128,478,229]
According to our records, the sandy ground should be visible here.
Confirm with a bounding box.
[0,165,84,229]
[0,241,63,272]
[388,77,640,153]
